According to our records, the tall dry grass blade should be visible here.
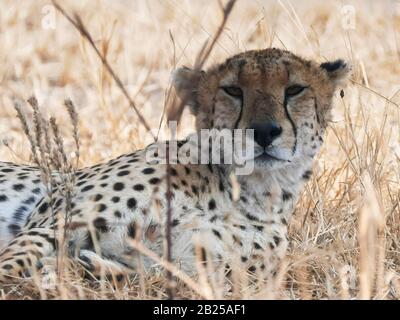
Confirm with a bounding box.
[51,0,155,140]
[358,172,384,299]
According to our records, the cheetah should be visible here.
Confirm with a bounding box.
[0,48,350,285]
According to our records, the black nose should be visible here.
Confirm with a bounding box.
[250,121,283,148]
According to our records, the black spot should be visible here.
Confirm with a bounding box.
[100,183,108,187]
[241,256,248,262]
[78,173,90,180]
[32,188,41,195]
[282,190,293,201]
[142,168,155,174]
[100,175,109,180]
[13,206,27,221]
[115,274,125,282]
[111,196,120,203]
[200,247,207,264]
[184,167,191,175]
[82,185,94,192]
[172,183,179,190]
[93,217,109,233]
[218,180,225,192]
[1,168,14,173]
[127,222,136,238]
[246,213,259,221]
[97,203,107,212]
[117,170,130,177]
[210,215,217,222]
[184,191,192,198]
[273,236,281,246]
[133,184,145,191]
[94,194,103,202]
[248,265,257,274]
[208,199,216,210]
[253,242,262,250]
[172,219,180,227]
[169,168,178,176]
[0,195,8,202]
[71,209,81,216]
[76,180,86,187]
[212,229,222,239]
[23,196,36,205]
[13,184,25,191]
[16,259,24,267]
[302,170,312,180]
[8,224,21,235]
[149,177,161,185]
[113,182,125,191]
[181,179,188,186]
[54,198,63,208]
[191,185,199,195]
[114,210,122,218]
[254,225,264,231]
[38,202,49,214]
[127,197,137,209]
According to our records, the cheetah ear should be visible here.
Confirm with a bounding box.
[172,67,204,114]
[320,59,351,86]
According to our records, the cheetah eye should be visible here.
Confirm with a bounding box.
[285,85,307,98]
[221,86,243,99]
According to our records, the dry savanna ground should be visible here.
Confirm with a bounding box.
[0,0,399,300]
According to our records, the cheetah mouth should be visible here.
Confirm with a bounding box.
[254,151,290,162]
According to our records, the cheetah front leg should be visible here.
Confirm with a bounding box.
[77,249,132,282]
[0,227,57,283]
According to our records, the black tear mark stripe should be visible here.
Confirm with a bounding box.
[234,60,247,130]
[283,96,297,154]
[314,98,321,124]
[210,102,215,128]
[234,97,244,130]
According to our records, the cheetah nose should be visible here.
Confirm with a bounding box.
[250,121,282,149]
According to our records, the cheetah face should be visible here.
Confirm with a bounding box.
[173,48,351,171]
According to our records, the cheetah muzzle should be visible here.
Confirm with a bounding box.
[0,48,350,287]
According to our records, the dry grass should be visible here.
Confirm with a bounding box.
[0,0,399,300]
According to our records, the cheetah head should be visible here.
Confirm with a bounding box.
[173,48,351,171]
